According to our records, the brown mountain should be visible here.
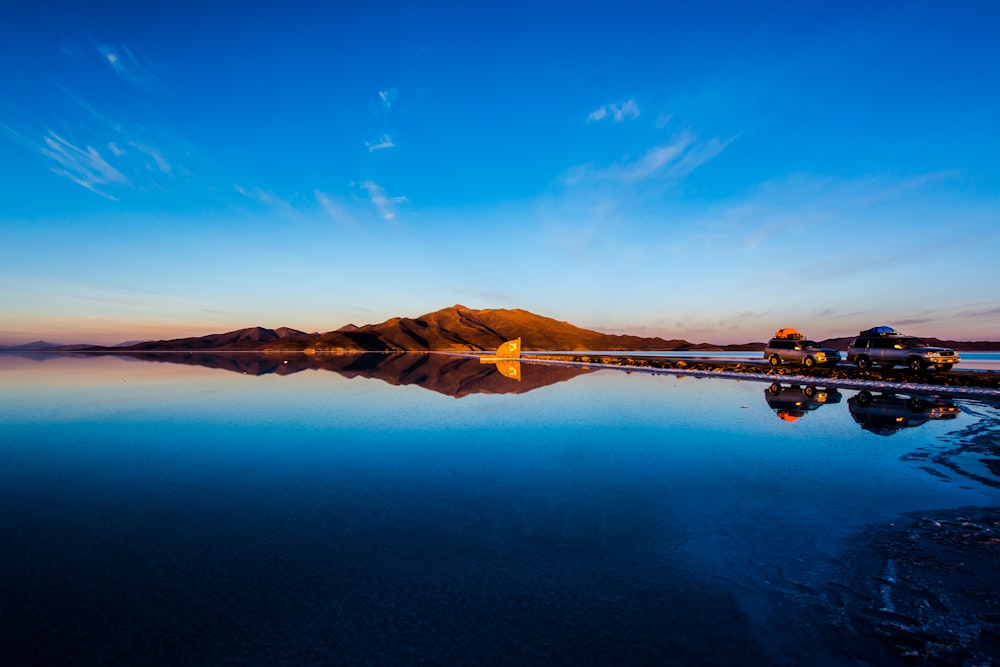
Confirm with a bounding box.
[113,305,698,353]
[331,304,694,352]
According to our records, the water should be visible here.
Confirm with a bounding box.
[1,353,998,665]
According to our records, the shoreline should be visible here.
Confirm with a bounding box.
[499,354,1000,399]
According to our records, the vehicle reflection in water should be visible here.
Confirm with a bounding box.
[847,391,961,436]
[764,383,843,422]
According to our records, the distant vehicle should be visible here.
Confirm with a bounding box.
[846,326,959,372]
[848,391,960,435]
[764,328,841,368]
[764,383,843,421]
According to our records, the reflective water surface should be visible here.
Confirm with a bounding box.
[1,353,998,665]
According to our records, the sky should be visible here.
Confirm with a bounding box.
[2,1,999,346]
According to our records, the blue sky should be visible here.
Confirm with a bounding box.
[2,1,999,345]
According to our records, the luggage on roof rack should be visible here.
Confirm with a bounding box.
[860,326,900,337]
[774,328,805,340]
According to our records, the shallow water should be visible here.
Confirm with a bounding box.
[1,353,997,665]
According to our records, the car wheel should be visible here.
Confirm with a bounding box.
[856,356,872,371]
[803,356,816,368]
[856,390,873,407]
[908,357,926,372]
[937,363,953,372]
[908,397,927,412]
[804,386,817,398]
[768,355,780,366]
[767,383,782,396]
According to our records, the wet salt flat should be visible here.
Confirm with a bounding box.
[1,353,998,665]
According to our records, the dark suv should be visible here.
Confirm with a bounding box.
[764,337,841,368]
[846,327,959,372]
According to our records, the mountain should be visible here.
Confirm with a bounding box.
[108,305,699,353]
[115,326,312,352]
[0,340,90,351]
[81,305,1000,354]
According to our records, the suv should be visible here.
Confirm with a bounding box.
[846,326,959,372]
[764,331,841,368]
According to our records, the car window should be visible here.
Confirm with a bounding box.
[899,337,925,348]
[801,341,819,348]
[871,339,895,349]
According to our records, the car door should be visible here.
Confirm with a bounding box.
[869,338,892,364]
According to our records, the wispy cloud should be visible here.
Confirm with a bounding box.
[852,170,963,206]
[234,185,296,215]
[360,181,407,220]
[587,99,640,123]
[378,88,398,110]
[669,310,773,338]
[127,140,172,175]
[563,132,729,185]
[365,134,395,153]
[956,306,1000,320]
[96,43,165,94]
[894,316,935,327]
[40,132,128,199]
[3,83,186,199]
[316,190,360,227]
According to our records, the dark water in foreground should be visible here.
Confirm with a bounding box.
[1,353,998,665]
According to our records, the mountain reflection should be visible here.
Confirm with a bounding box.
[106,352,593,398]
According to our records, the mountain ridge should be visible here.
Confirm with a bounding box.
[9,305,999,353]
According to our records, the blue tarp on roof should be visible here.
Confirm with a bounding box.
[860,326,900,336]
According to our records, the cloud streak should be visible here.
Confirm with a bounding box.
[563,132,729,186]
[40,132,128,199]
[587,99,640,123]
[315,190,360,227]
[378,88,398,110]
[365,134,395,152]
[96,43,166,94]
[360,181,407,220]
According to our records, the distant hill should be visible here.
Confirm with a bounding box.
[0,340,89,351]
[112,326,312,352]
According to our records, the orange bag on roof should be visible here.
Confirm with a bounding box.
[774,328,803,340]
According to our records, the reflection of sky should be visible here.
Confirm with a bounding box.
[2,356,997,663]
[2,4,1000,346]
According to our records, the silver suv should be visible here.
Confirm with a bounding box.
[764,338,841,368]
[846,327,959,372]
